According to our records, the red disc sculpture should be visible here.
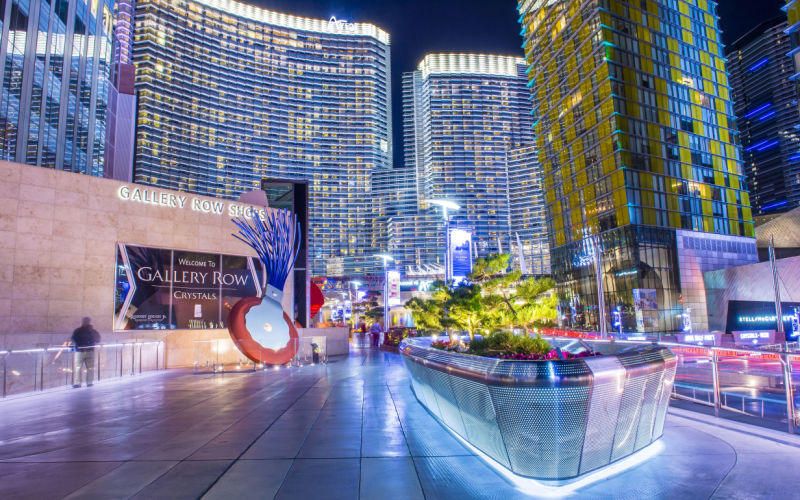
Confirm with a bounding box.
[309,281,325,320]
[228,209,302,365]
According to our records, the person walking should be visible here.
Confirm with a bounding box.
[71,317,100,388]
[369,321,382,348]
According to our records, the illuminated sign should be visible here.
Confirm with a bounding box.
[387,271,401,306]
[117,185,267,219]
[732,330,775,345]
[727,300,800,341]
[449,228,473,282]
[683,334,715,343]
[738,332,770,340]
[738,314,795,323]
[115,244,262,330]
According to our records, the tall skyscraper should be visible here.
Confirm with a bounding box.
[728,18,800,215]
[507,145,550,275]
[518,0,757,334]
[132,0,392,276]
[0,0,115,176]
[786,1,800,93]
[399,53,548,273]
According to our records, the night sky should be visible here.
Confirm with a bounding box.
[251,0,787,166]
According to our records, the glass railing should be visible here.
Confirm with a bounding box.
[0,341,165,398]
[541,331,800,434]
[193,336,329,373]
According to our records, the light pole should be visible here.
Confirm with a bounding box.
[429,199,460,286]
[375,254,394,332]
[349,280,362,328]
[593,234,607,339]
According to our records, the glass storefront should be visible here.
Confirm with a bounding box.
[553,226,683,335]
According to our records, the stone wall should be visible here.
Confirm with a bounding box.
[0,161,299,367]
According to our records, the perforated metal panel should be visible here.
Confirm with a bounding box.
[449,375,512,469]
[399,338,675,480]
[580,356,624,474]
[652,362,677,438]
[426,368,468,437]
[611,369,647,462]
[633,369,664,451]
[490,385,590,479]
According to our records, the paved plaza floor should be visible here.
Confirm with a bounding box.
[2,350,800,499]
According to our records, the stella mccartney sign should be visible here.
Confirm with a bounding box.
[117,185,267,219]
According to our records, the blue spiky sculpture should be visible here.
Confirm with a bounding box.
[228,209,302,364]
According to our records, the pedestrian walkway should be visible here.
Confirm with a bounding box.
[1,350,800,499]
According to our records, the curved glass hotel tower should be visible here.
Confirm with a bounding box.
[399,53,548,273]
[133,0,392,276]
[518,0,757,334]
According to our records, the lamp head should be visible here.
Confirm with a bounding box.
[428,199,460,211]
[374,254,394,265]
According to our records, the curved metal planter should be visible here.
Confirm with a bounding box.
[400,337,676,481]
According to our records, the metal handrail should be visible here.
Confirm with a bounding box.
[543,332,800,433]
[1,341,165,398]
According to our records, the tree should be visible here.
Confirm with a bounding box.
[445,283,489,341]
[406,280,449,334]
[404,255,558,341]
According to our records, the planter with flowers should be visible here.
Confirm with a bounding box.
[400,330,676,481]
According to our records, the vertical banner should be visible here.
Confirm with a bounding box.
[449,228,473,282]
[387,270,402,306]
[632,288,658,332]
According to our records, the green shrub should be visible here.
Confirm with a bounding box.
[468,331,551,357]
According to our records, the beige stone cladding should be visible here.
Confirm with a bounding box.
[0,161,296,367]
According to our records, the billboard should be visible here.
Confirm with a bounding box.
[114,243,263,330]
[449,228,473,282]
[387,270,401,306]
[632,289,658,332]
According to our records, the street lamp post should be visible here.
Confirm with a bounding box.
[375,254,393,332]
[429,200,460,286]
[594,235,607,339]
[349,280,362,328]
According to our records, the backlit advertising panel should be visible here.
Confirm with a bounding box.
[114,243,263,330]
[449,228,473,282]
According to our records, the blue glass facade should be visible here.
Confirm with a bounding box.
[132,0,392,276]
[0,0,115,175]
[398,54,541,272]
[728,18,800,215]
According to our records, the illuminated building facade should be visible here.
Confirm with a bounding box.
[785,1,800,99]
[400,53,543,273]
[518,0,757,334]
[133,0,392,276]
[507,145,550,275]
[0,0,115,175]
[728,18,800,215]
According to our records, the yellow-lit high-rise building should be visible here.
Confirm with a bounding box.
[518,0,757,334]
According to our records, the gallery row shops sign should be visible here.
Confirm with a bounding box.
[117,185,268,219]
[114,243,263,330]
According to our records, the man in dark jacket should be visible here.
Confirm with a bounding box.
[71,317,100,388]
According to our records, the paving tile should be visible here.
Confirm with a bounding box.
[0,461,122,499]
[202,459,292,500]
[275,458,360,500]
[242,426,314,459]
[360,457,423,500]
[63,460,178,500]
[130,460,232,500]
[403,424,472,457]
[361,427,410,457]
[413,456,515,500]
[297,425,363,458]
